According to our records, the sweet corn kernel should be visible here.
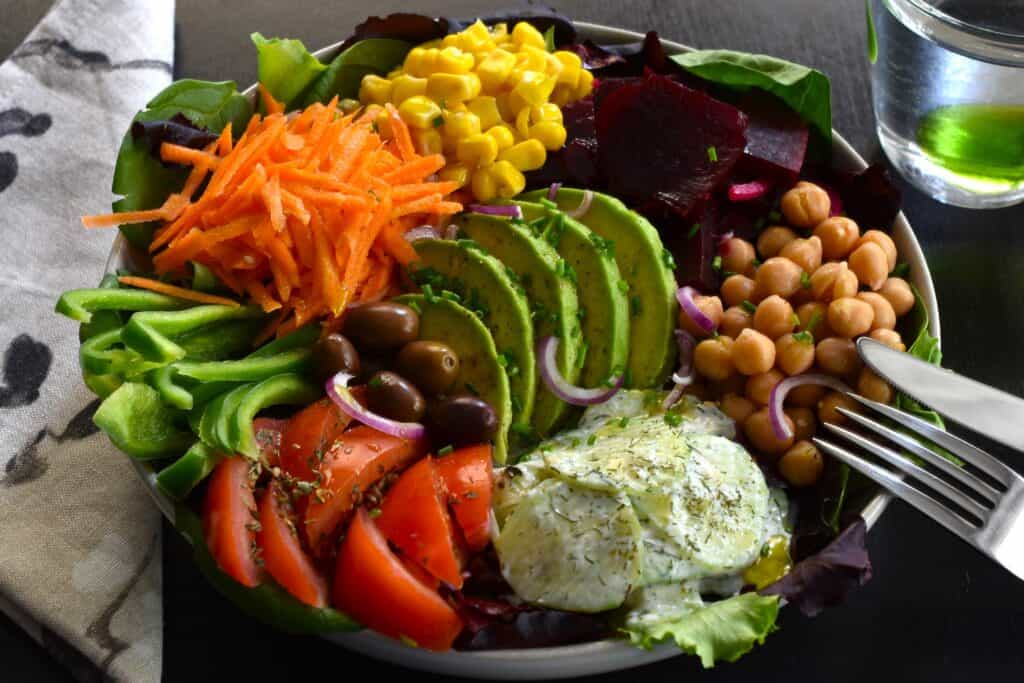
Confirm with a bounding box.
[466,96,502,131]
[532,103,563,124]
[554,51,583,84]
[442,110,482,141]
[456,133,499,167]
[374,111,393,139]
[550,85,572,108]
[471,166,498,202]
[439,162,471,188]
[436,46,474,74]
[475,49,516,92]
[413,128,444,156]
[512,71,556,107]
[457,20,494,53]
[512,21,546,49]
[529,120,567,150]
[398,95,443,129]
[575,69,595,99]
[516,45,549,73]
[491,23,509,41]
[499,139,546,171]
[515,106,532,139]
[390,74,428,104]
[359,75,393,105]
[427,72,482,102]
[485,124,516,151]
[491,160,527,198]
[387,67,404,80]
[494,92,515,121]
[404,47,439,77]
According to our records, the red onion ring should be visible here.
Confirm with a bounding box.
[537,336,623,406]
[663,329,697,409]
[728,179,772,201]
[567,190,593,218]
[547,182,562,200]
[404,225,441,242]
[675,286,716,335]
[326,372,426,441]
[768,374,851,440]
[467,204,522,220]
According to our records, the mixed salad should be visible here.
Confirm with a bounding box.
[56,10,944,666]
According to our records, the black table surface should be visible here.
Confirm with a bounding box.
[3,1,1024,681]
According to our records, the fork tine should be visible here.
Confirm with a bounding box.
[836,407,1001,505]
[822,421,991,521]
[844,393,1016,488]
[814,437,979,541]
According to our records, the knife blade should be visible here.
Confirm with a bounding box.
[857,337,1024,452]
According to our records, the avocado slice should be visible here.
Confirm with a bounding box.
[394,294,512,464]
[523,189,678,388]
[454,213,582,438]
[410,238,536,429]
[512,201,630,392]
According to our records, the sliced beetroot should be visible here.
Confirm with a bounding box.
[836,163,902,230]
[595,72,748,219]
[736,94,809,184]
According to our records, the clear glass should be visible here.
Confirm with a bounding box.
[870,0,1024,208]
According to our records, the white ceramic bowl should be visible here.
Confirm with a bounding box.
[108,21,940,680]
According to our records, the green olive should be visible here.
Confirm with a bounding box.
[395,341,460,395]
[342,302,420,351]
[428,394,498,448]
[365,371,426,423]
[311,333,361,383]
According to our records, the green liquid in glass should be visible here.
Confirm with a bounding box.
[916,105,1024,183]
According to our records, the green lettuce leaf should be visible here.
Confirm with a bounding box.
[251,33,327,108]
[894,286,944,426]
[301,38,411,106]
[670,49,832,146]
[623,592,780,668]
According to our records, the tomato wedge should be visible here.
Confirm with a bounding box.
[203,456,261,588]
[303,425,425,557]
[399,554,441,591]
[278,399,350,481]
[256,480,328,607]
[435,444,494,552]
[253,417,287,468]
[334,508,463,651]
[375,457,463,588]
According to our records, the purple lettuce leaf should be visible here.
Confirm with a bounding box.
[130,113,217,163]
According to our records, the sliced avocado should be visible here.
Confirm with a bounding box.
[410,239,536,429]
[394,294,512,464]
[453,213,582,438]
[523,189,678,388]
[512,201,630,392]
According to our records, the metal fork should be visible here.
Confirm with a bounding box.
[813,393,1024,582]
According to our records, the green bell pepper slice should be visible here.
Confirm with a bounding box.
[175,504,360,633]
[83,371,123,399]
[214,383,257,452]
[93,382,194,459]
[246,324,319,358]
[198,386,250,450]
[122,305,265,363]
[147,365,195,410]
[232,374,320,458]
[80,327,160,378]
[156,441,224,501]
[173,348,312,383]
[56,287,195,324]
[79,274,125,342]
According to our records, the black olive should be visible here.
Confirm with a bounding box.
[427,394,498,448]
[311,333,361,383]
[354,353,392,385]
[395,340,460,395]
[342,302,419,351]
[365,371,426,423]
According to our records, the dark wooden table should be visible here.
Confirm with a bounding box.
[4,1,1024,680]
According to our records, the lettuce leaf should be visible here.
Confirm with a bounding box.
[251,33,327,108]
[622,592,780,668]
[300,38,411,106]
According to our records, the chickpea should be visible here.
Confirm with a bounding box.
[721,274,757,308]
[779,235,823,274]
[787,382,826,408]
[796,301,833,339]
[753,295,796,339]
[755,257,803,299]
[827,297,875,338]
[720,306,754,339]
[746,369,785,406]
[857,292,896,331]
[848,242,888,291]
[744,408,795,455]
[879,277,915,316]
[679,295,724,338]
[780,181,831,229]
[816,337,862,376]
[818,391,862,425]
[855,230,898,272]
[786,407,817,442]
[721,238,757,277]
[857,368,893,404]
[775,333,816,375]
[756,226,798,259]
[813,217,861,260]
[810,261,858,302]
[721,393,757,425]
[733,328,777,376]
[693,335,736,381]
[869,328,907,352]
[779,441,825,487]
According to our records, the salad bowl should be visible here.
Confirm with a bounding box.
[105,20,940,681]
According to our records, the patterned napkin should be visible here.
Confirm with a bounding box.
[0,1,174,681]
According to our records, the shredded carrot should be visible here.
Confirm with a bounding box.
[84,88,462,338]
[117,276,241,307]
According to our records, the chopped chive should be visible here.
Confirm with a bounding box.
[800,271,812,289]
[688,223,701,239]
[741,300,757,314]
[707,146,718,162]
[437,445,454,456]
